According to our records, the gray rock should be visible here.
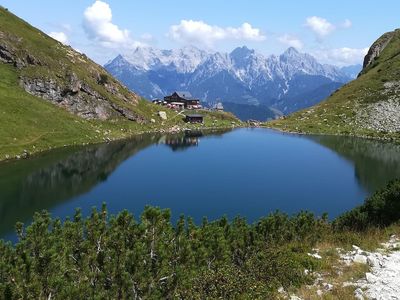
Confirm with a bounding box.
[0,43,15,63]
[20,76,144,123]
[354,288,364,300]
[362,30,395,70]
[158,111,167,120]
[367,256,379,267]
[353,254,368,264]
[365,272,377,283]
[323,283,333,291]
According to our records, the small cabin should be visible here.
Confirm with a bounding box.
[185,114,204,123]
[164,91,201,109]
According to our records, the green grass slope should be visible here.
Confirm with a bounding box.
[0,6,142,118]
[0,7,239,161]
[268,29,400,142]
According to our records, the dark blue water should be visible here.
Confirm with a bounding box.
[1,128,400,240]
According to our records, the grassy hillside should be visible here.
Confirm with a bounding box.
[0,6,142,118]
[0,7,239,161]
[268,29,400,142]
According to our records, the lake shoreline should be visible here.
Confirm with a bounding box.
[263,124,400,145]
[2,127,399,240]
[0,123,243,164]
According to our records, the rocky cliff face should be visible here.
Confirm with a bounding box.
[362,31,396,70]
[20,72,142,122]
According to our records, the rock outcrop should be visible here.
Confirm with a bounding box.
[362,30,396,71]
[340,236,400,300]
[20,75,144,122]
[0,31,42,68]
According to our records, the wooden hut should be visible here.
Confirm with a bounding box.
[185,114,204,123]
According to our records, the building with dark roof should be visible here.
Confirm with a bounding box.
[164,91,201,109]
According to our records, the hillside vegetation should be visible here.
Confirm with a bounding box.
[0,180,399,299]
[268,29,400,142]
[0,7,238,161]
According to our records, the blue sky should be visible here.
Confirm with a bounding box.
[1,0,399,66]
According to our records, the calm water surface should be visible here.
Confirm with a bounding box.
[1,128,400,240]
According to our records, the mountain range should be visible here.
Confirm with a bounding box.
[105,46,361,118]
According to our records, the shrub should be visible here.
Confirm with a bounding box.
[334,180,400,231]
[0,206,324,299]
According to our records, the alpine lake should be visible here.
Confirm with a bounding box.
[1,128,400,240]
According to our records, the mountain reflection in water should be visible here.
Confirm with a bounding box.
[307,135,400,193]
[0,130,225,237]
[1,128,399,239]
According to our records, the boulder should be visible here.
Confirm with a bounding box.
[64,72,81,94]
[365,272,377,283]
[354,288,364,300]
[308,253,322,259]
[367,256,380,267]
[353,254,367,264]
[323,283,333,291]
[158,111,167,120]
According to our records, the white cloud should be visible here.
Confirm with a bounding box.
[314,47,369,66]
[305,16,335,39]
[278,34,303,49]
[305,16,353,41]
[49,31,69,45]
[168,20,266,47]
[83,1,142,49]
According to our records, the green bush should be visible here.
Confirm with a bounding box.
[0,206,324,299]
[334,180,400,231]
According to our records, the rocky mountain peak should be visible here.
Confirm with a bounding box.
[230,46,255,58]
[279,47,310,63]
[282,47,300,57]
